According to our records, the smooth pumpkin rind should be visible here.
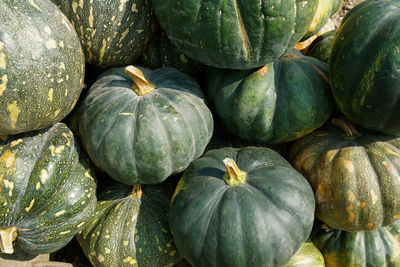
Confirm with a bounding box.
[306,30,335,63]
[285,239,325,267]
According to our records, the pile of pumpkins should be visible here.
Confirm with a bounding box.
[1,0,400,266]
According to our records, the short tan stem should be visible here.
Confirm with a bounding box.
[130,184,143,199]
[331,118,361,140]
[124,66,156,96]
[0,227,17,254]
[222,158,246,186]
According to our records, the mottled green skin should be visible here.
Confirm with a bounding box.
[51,0,154,68]
[77,183,182,267]
[285,239,325,267]
[289,120,400,231]
[302,0,335,40]
[0,0,85,135]
[0,123,97,254]
[152,0,318,69]
[77,66,213,185]
[136,27,204,81]
[206,50,333,144]
[306,31,335,63]
[170,147,315,267]
[330,0,400,135]
[311,219,400,267]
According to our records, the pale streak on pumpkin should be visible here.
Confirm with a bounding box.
[25,199,35,212]
[44,26,52,35]
[40,169,49,184]
[105,248,111,254]
[60,230,71,235]
[45,39,57,49]
[7,101,20,129]
[0,75,8,96]
[28,0,41,11]
[77,222,85,228]
[132,3,138,12]
[48,88,53,102]
[371,189,378,205]
[0,53,6,69]
[232,0,250,59]
[99,39,107,66]
[347,190,355,203]
[55,210,66,216]
[35,181,41,190]
[4,180,14,197]
[119,0,129,12]
[54,109,61,118]
[79,0,84,8]
[118,28,130,44]
[10,139,22,147]
[123,256,137,265]
[89,6,94,28]
[346,204,355,223]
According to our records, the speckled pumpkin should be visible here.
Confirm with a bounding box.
[285,239,325,267]
[77,183,182,267]
[311,219,400,267]
[77,66,213,185]
[289,119,400,231]
[0,0,85,135]
[51,0,154,68]
[0,123,97,255]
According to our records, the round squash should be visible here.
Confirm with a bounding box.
[289,118,400,231]
[0,0,85,135]
[77,66,213,185]
[0,123,97,255]
[206,49,333,144]
[151,0,319,69]
[311,219,400,267]
[77,183,181,267]
[330,0,400,135]
[51,0,154,68]
[306,30,335,63]
[285,239,325,267]
[170,146,315,267]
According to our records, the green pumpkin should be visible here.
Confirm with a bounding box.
[51,0,154,68]
[311,219,400,267]
[77,66,213,185]
[170,147,315,267]
[0,123,97,255]
[330,0,400,135]
[206,49,333,144]
[289,118,400,232]
[77,183,181,267]
[306,30,335,63]
[0,0,85,135]
[285,239,325,267]
[151,0,319,69]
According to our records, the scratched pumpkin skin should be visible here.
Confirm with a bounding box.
[51,0,154,67]
[0,123,96,255]
[0,0,85,135]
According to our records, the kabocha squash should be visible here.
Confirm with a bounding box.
[206,49,333,145]
[0,123,96,255]
[289,118,400,232]
[0,0,85,135]
[77,66,213,185]
[151,0,319,69]
[170,147,315,267]
[311,219,400,267]
[77,183,182,267]
[306,31,335,63]
[51,0,154,68]
[285,239,325,267]
[330,0,400,135]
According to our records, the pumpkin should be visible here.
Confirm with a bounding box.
[77,183,182,267]
[285,239,325,267]
[206,49,333,144]
[0,123,96,255]
[51,0,154,68]
[295,19,335,52]
[311,219,400,267]
[305,30,335,63]
[330,0,400,136]
[151,0,319,69]
[289,118,400,232]
[170,146,315,267]
[77,65,213,185]
[0,0,85,135]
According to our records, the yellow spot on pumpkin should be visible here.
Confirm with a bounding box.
[97,254,105,262]
[48,88,53,101]
[119,28,130,44]
[119,0,128,11]
[45,39,57,49]
[169,250,176,257]
[105,248,111,254]
[7,101,20,129]
[89,6,94,27]
[0,74,7,96]
[4,179,14,197]
[59,41,64,48]
[44,26,52,35]
[347,190,355,203]
[367,223,374,230]
[105,235,110,239]
[179,54,188,63]
[55,210,66,216]
[139,248,142,253]
[371,190,378,205]
[257,65,269,75]
[72,1,78,13]
[76,222,85,228]
[383,161,394,173]
[40,169,49,184]
[25,199,35,212]
[346,204,355,223]
[79,0,84,8]
[135,235,139,243]
[60,230,71,235]
[54,109,61,118]
[123,240,129,246]
[343,160,355,172]
[155,236,159,244]
[28,0,41,11]
[10,139,22,147]
[98,39,107,65]
[358,201,366,208]
[0,53,6,69]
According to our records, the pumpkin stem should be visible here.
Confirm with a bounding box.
[0,227,17,254]
[331,118,361,140]
[130,184,143,199]
[222,158,246,186]
[124,66,156,96]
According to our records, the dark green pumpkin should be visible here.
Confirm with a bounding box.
[151,0,319,69]
[77,66,213,185]
[77,183,181,267]
[311,219,400,267]
[306,30,335,63]
[206,49,333,144]
[51,0,154,68]
[0,0,85,135]
[170,146,315,267]
[289,119,400,232]
[285,239,325,267]
[330,0,400,135]
[0,123,97,255]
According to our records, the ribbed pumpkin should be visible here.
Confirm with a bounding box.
[285,239,325,267]
[51,0,154,68]
[311,219,400,267]
[0,123,96,255]
[306,31,335,63]
[77,66,213,185]
[151,0,319,69]
[170,147,315,267]
[0,0,85,135]
[330,0,400,135]
[289,118,400,231]
[206,49,333,144]
[77,183,181,267]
